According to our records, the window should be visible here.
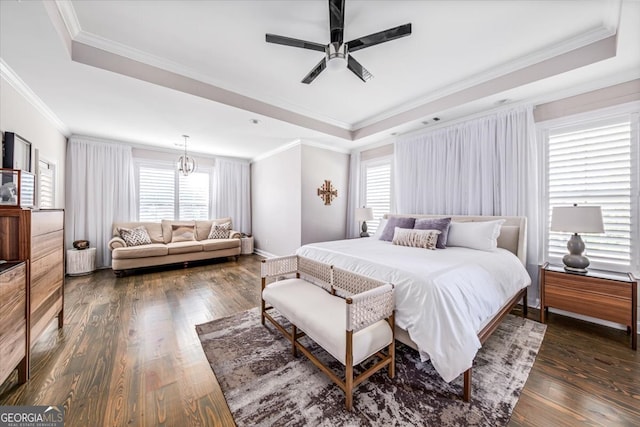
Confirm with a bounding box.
[178,172,210,220]
[360,157,392,234]
[38,159,55,209]
[543,107,639,273]
[137,162,211,221]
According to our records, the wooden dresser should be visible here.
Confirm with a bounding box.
[0,261,28,385]
[0,208,64,351]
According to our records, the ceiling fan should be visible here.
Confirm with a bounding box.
[266,0,412,84]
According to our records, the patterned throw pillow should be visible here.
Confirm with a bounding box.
[119,226,152,247]
[208,222,231,239]
[171,225,196,242]
[392,227,440,250]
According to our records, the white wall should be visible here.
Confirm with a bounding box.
[251,143,350,256]
[0,77,66,208]
[251,144,302,256]
[301,144,349,245]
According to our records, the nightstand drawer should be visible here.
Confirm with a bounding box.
[545,284,631,325]
[545,271,632,299]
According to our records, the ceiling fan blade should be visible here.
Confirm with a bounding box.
[347,55,373,82]
[329,0,345,46]
[346,23,412,53]
[302,58,327,84]
[266,34,327,52]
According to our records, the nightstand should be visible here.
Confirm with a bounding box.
[539,262,637,350]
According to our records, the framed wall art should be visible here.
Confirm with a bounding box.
[2,132,32,172]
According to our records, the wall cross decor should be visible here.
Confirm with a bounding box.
[317,179,338,205]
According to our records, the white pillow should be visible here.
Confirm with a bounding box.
[446,219,505,251]
[373,219,388,239]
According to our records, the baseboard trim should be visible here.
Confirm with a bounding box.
[254,249,277,259]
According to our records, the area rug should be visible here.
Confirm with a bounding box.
[196,308,546,426]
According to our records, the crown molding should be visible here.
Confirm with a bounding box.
[0,59,69,136]
[251,137,351,163]
[251,139,302,163]
[69,133,250,162]
[55,0,81,38]
[603,0,622,31]
[353,24,618,130]
[298,139,350,155]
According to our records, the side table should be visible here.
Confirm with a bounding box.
[241,236,254,255]
[67,247,97,276]
[540,262,637,350]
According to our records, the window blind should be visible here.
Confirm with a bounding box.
[178,172,210,220]
[363,160,392,234]
[547,118,632,270]
[138,166,175,221]
[38,160,55,209]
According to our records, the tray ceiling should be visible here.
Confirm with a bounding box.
[1,0,638,159]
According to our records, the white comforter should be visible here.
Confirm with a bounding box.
[296,238,531,382]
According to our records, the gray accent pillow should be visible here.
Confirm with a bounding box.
[119,226,152,247]
[380,217,416,242]
[414,217,452,249]
[208,221,231,239]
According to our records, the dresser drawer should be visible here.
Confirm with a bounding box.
[31,210,64,236]
[31,249,64,312]
[0,263,27,384]
[31,230,64,261]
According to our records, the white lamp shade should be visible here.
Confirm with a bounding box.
[551,205,604,233]
[355,207,374,221]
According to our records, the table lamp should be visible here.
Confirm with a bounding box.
[355,207,374,237]
[550,204,604,273]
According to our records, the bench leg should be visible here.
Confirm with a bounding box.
[345,330,354,411]
[260,278,266,326]
[292,325,298,357]
[388,313,395,379]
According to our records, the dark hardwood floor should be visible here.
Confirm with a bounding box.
[1,255,638,426]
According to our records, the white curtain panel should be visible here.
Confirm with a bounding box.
[214,158,251,234]
[65,136,136,268]
[395,106,540,304]
[345,151,361,238]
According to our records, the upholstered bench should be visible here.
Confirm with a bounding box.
[261,255,395,410]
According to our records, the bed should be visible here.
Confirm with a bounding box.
[295,214,531,401]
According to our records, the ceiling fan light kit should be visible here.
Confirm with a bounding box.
[266,0,412,84]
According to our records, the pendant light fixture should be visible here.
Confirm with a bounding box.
[177,134,196,176]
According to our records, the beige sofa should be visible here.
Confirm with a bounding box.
[108,218,241,275]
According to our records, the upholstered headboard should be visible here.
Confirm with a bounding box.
[384,214,527,266]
